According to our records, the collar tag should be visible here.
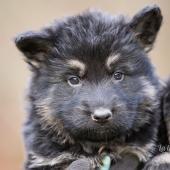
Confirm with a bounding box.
[100,155,111,170]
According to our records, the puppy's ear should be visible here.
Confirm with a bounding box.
[130,5,162,52]
[15,31,53,69]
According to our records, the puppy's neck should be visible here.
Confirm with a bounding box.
[79,137,125,155]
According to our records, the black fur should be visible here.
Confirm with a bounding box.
[15,5,170,170]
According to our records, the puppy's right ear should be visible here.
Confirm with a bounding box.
[130,5,162,52]
[15,31,53,69]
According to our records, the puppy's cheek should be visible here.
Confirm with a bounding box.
[112,114,134,131]
[61,113,89,129]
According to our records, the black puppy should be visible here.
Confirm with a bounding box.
[15,5,170,170]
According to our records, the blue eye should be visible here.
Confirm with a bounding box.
[68,76,81,87]
[113,72,124,81]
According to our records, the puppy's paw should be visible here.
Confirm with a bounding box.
[66,158,92,170]
[143,163,170,170]
[143,153,170,170]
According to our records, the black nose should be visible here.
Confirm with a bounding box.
[91,108,112,122]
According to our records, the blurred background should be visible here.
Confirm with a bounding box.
[0,0,170,169]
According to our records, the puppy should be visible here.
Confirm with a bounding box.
[142,80,170,170]
[15,5,169,170]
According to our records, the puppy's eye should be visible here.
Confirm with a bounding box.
[68,76,81,87]
[113,72,124,81]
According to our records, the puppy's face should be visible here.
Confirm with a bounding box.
[15,6,162,142]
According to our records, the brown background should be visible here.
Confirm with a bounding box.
[0,0,170,170]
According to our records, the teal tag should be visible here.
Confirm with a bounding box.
[100,155,111,170]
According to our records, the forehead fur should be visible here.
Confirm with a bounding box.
[48,11,139,60]
[46,10,136,59]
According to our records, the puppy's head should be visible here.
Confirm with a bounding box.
[15,5,162,142]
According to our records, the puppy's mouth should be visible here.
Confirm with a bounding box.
[72,126,127,142]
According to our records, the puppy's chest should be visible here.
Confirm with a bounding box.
[79,140,153,166]
[76,141,126,169]
[80,141,124,156]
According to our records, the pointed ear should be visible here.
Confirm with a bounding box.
[15,31,53,69]
[129,5,162,52]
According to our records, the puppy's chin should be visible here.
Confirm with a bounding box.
[71,127,127,142]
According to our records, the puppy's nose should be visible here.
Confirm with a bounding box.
[92,108,112,122]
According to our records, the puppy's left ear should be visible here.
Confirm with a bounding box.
[15,31,53,70]
[130,5,163,52]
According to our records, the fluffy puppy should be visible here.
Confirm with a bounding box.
[15,5,169,170]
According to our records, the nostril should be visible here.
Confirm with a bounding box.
[92,113,111,120]
[82,101,89,108]
[92,108,112,122]
[103,113,112,120]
